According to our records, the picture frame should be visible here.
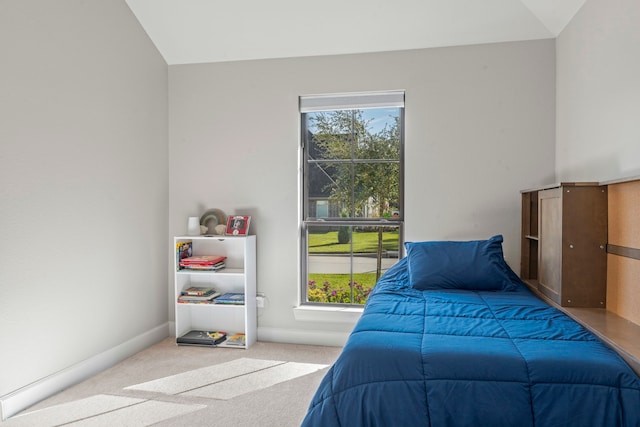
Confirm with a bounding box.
[225,215,251,236]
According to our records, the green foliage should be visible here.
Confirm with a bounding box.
[337,226,351,244]
[308,109,400,218]
[307,278,373,305]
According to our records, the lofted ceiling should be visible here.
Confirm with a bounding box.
[124,0,586,65]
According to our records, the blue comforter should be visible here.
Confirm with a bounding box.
[302,258,640,426]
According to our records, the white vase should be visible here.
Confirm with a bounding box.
[187,217,200,236]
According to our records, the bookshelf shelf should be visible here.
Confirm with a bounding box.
[176,268,245,276]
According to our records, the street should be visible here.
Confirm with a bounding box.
[308,254,398,274]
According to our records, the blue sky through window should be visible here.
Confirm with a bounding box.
[307,108,399,135]
[361,108,399,134]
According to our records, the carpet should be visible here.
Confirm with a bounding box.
[4,357,328,427]
[4,394,205,427]
[126,358,328,400]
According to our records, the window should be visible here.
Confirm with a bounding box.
[300,91,404,306]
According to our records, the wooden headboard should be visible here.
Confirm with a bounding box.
[606,178,640,325]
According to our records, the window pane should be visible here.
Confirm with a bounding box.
[308,161,400,219]
[307,161,341,217]
[354,163,400,219]
[307,160,354,218]
[358,108,401,161]
[305,111,355,160]
[306,223,401,305]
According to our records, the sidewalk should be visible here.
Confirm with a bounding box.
[308,254,398,274]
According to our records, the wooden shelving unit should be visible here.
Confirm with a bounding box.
[520,182,607,307]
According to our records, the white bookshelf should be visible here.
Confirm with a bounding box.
[174,235,256,348]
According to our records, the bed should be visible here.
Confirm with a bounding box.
[301,235,640,427]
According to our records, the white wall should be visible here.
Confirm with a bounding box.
[0,0,168,402]
[169,40,556,341]
[556,0,640,181]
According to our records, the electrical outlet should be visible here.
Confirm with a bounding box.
[256,296,265,308]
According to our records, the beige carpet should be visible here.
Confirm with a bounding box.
[5,338,341,427]
[5,395,207,427]
[126,358,328,399]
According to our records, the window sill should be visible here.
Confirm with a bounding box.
[293,305,364,324]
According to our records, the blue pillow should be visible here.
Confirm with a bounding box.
[404,235,519,291]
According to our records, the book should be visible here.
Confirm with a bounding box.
[181,286,216,296]
[215,292,245,304]
[177,291,220,302]
[180,262,226,271]
[225,333,246,346]
[177,297,218,304]
[177,330,227,346]
[206,331,227,343]
[179,255,227,266]
[178,286,221,303]
[175,240,193,270]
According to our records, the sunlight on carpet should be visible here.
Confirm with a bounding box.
[126,357,328,399]
[3,394,205,427]
[5,358,328,426]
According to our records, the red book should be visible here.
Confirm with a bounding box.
[179,255,227,266]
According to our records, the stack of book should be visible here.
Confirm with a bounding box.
[179,255,227,271]
[177,330,227,346]
[177,286,221,304]
[215,292,245,305]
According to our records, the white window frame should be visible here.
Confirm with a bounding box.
[299,91,405,309]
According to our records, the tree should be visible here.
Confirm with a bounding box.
[308,110,400,219]
[308,109,400,280]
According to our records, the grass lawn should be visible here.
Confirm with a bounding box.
[308,230,399,254]
[308,272,378,289]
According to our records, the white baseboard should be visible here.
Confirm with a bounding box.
[0,323,170,421]
[257,326,349,347]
